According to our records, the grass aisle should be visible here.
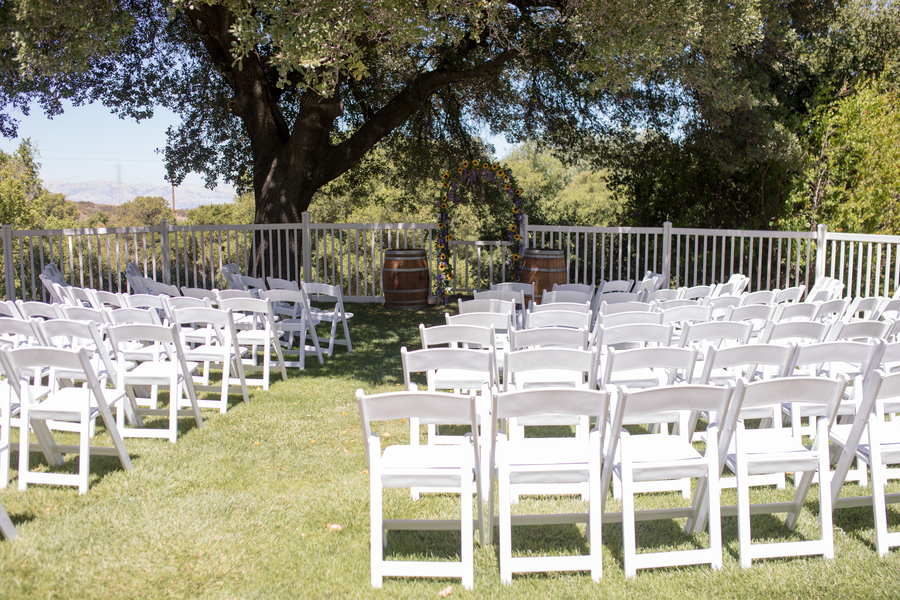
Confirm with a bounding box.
[0,303,899,598]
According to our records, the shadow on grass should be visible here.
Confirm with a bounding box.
[9,444,139,492]
[279,303,452,388]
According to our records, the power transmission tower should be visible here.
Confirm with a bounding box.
[115,164,123,204]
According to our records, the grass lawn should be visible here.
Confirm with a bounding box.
[1,302,900,598]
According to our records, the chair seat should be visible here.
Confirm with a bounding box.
[381,444,475,489]
[726,429,818,475]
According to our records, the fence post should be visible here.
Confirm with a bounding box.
[662,221,672,286]
[2,224,13,301]
[815,223,828,282]
[522,213,529,249]
[160,219,171,284]
[301,211,312,284]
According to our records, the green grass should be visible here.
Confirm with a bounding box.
[2,303,900,598]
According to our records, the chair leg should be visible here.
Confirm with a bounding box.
[621,437,638,578]
[736,430,753,568]
[498,457,513,584]
[370,470,383,588]
[79,418,90,494]
[461,467,474,590]
[872,457,891,556]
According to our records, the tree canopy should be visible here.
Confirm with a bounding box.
[2,0,764,228]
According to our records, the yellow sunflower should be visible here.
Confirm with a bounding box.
[442,172,450,180]
[512,206,519,213]
[496,170,504,177]
[491,163,499,170]
[462,160,469,168]
[439,263,446,271]
[442,181,449,188]
[457,167,463,174]
[509,224,517,232]
[446,234,454,241]
[441,202,447,209]
[515,189,522,195]
[512,254,520,261]
[471,160,480,168]
[441,194,447,201]
[446,272,453,280]
[440,253,447,261]
[504,183,512,190]
[438,222,445,228]
[514,233,521,241]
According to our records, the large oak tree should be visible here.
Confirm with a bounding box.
[2,0,761,225]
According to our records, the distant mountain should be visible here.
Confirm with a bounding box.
[44,180,236,208]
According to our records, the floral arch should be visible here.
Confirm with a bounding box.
[435,159,526,304]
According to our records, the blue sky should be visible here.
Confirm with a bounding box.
[0,101,229,192]
[0,100,514,196]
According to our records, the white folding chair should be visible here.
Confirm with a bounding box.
[490,387,609,583]
[531,301,590,313]
[508,326,588,350]
[542,289,592,305]
[181,287,219,306]
[825,319,890,342]
[106,323,204,443]
[259,289,325,370]
[266,276,300,291]
[216,297,288,390]
[552,282,595,296]
[661,304,713,327]
[600,279,634,293]
[843,296,885,322]
[774,285,806,304]
[595,323,674,352]
[784,341,883,441]
[758,319,829,345]
[723,304,775,338]
[814,298,850,323]
[90,289,127,310]
[3,347,133,493]
[357,388,483,590]
[724,376,847,567]
[644,288,679,302]
[302,282,354,356]
[772,301,818,322]
[595,311,663,329]
[39,274,68,305]
[679,284,715,301]
[830,370,900,555]
[15,300,60,321]
[401,346,495,453]
[474,290,526,328]
[740,290,776,306]
[603,383,734,577]
[168,306,250,411]
[524,309,592,331]
[704,294,743,319]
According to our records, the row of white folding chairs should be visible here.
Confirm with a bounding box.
[360,361,900,587]
[0,317,213,495]
[22,282,327,371]
[219,268,353,356]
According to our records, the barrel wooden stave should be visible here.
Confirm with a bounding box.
[520,249,566,305]
[383,249,430,309]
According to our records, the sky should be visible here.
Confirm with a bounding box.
[0,100,233,195]
[0,99,515,202]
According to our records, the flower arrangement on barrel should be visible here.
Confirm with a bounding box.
[435,159,526,304]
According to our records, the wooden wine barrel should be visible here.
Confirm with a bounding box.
[382,249,430,309]
[520,248,566,304]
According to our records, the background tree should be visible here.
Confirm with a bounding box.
[2,0,761,231]
[115,196,173,227]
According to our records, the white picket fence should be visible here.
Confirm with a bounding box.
[3,213,898,302]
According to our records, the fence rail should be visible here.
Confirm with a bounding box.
[1,214,892,302]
